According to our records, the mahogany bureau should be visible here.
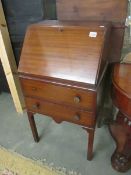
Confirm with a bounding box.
[18,20,111,160]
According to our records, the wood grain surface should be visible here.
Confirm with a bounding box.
[110,63,131,172]
[25,97,95,128]
[18,20,111,160]
[112,63,131,117]
[56,0,128,63]
[18,20,110,86]
[113,64,131,98]
[20,77,96,111]
[56,0,128,22]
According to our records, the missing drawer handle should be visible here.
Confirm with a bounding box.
[32,103,40,110]
[74,114,81,121]
[74,96,81,104]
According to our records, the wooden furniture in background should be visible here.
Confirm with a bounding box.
[56,0,127,22]
[18,20,111,160]
[109,63,131,172]
[0,0,25,113]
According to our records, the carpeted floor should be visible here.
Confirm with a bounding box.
[0,169,17,175]
[0,93,131,175]
[0,146,62,175]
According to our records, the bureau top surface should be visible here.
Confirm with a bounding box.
[18,20,110,87]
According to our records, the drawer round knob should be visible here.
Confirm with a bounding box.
[32,103,39,109]
[74,96,81,104]
[74,114,80,121]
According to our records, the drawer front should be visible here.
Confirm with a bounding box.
[20,78,96,111]
[25,97,96,128]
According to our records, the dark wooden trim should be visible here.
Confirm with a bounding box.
[27,111,39,142]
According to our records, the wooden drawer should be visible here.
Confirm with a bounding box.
[25,97,96,128]
[20,78,96,111]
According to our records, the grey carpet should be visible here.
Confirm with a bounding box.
[0,93,130,175]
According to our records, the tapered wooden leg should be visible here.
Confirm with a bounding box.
[27,111,39,142]
[88,129,95,160]
[83,128,95,160]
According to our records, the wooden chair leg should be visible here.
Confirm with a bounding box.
[27,111,39,142]
[83,128,95,160]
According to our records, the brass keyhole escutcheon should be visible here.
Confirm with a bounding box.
[58,27,64,32]
[74,96,81,104]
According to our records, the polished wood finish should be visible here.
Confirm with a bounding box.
[83,128,95,160]
[18,20,111,160]
[20,77,96,111]
[56,0,128,63]
[25,97,95,127]
[19,20,110,85]
[113,64,131,100]
[109,63,131,172]
[27,111,39,142]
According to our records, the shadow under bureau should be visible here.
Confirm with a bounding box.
[18,20,111,160]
